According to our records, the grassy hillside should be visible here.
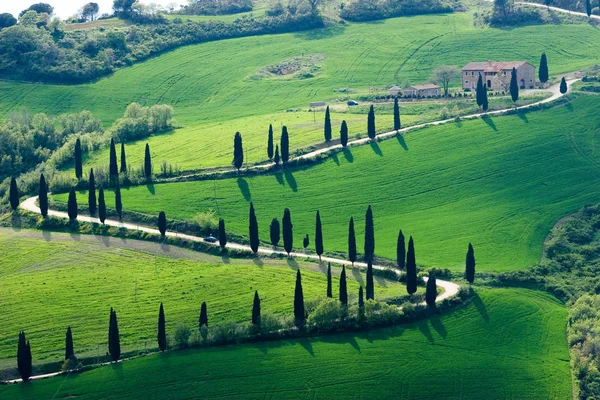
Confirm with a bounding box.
[0,288,571,399]
[0,229,409,367]
[57,96,600,271]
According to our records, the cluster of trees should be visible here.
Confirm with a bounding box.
[340,0,454,22]
[182,0,253,15]
[113,103,173,143]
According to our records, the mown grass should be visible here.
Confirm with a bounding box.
[0,228,409,367]
[55,96,600,272]
[0,288,571,399]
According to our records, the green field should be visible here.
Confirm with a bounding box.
[0,228,409,367]
[0,288,571,399]
[57,95,600,272]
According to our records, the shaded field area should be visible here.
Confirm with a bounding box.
[0,288,571,399]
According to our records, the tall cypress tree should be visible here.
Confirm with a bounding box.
[115,181,122,220]
[249,202,259,254]
[358,286,364,309]
[270,217,280,247]
[293,269,305,325]
[339,265,348,306]
[120,143,127,174]
[74,137,82,180]
[586,0,592,16]
[65,326,74,360]
[158,303,166,351]
[267,124,274,160]
[340,120,348,147]
[144,143,152,179]
[326,262,332,298]
[324,106,332,142]
[274,144,280,166]
[396,229,406,270]
[560,77,568,94]
[364,205,375,263]
[218,218,227,249]
[282,207,293,256]
[17,331,32,382]
[88,168,97,216]
[425,273,437,307]
[67,187,78,221]
[108,308,121,362]
[482,86,489,111]
[280,126,289,164]
[158,211,167,236]
[476,74,484,108]
[109,138,118,179]
[406,236,417,295]
[366,262,374,300]
[348,217,356,266]
[199,302,208,328]
[315,210,323,260]
[539,52,549,85]
[510,67,519,104]
[98,188,106,224]
[393,97,401,131]
[252,290,261,326]
[233,132,244,171]
[39,174,48,218]
[367,105,376,139]
[9,177,19,211]
[465,243,476,284]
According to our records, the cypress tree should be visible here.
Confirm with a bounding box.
[560,77,568,94]
[340,120,348,147]
[65,326,74,360]
[339,265,348,306]
[324,106,332,142]
[67,187,78,221]
[482,85,489,111]
[315,210,323,260]
[358,286,364,308]
[348,217,356,266]
[587,0,592,16]
[293,269,305,325]
[406,236,417,295]
[280,126,289,164]
[510,67,519,104]
[120,143,127,174]
[115,181,122,220]
[364,205,375,263]
[303,234,309,249]
[425,273,437,307]
[233,132,244,171]
[267,124,274,160]
[88,168,97,216]
[393,97,401,131]
[9,177,19,211]
[158,303,166,351]
[366,262,374,300]
[39,174,48,218]
[282,207,293,256]
[144,143,152,179]
[326,262,332,298]
[199,302,208,328]
[270,217,280,247]
[476,74,484,109]
[396,229,406,270]
[158,211,167,236]
[367,105,376,139]
[17,331,32,382]
[218,218,227,249]
[74,138,82,180]
[252,291,261,326]
[109,138,118,178]
[539,52,549,84]
[274,144,280,166]
[249,202,259,254]
[108,308,121,362]
[465,243,476,284]
[98,188,106,224]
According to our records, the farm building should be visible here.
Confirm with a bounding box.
[388,86,401,96]
[402,84,441,98]
[462,61,536,90]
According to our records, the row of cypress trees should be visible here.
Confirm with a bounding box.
[63,171,123,223]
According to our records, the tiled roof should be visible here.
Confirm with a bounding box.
[462,61,529,71]
[406,84,440,90]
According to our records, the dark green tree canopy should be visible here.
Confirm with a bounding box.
[364,205,375,262]
[199,301,208,328]
[88,168,97,216]
[158,303,166,351]
[315,210,324,259]
[39,174,48,218]
[98,187,106,224]
[270,217,280,247]
[20,3,54,17]
[465,243,476,284]
[282,207,294,255]
[293,269,305,324]
[109,138,118,178]
[218,218,227,249]
[17,331,32,382]
[65,326,74,360]
[252,291,261,326]
[115,182,123,220]
[340,120,349,147]
[324,106,332,142]
[280,126,290,164]
[67,187,78,221]
[9,177,19,211]
[267,124,274,160]
[510,67,519,103]
[120,142,127,174]
[366,262,374,300]
[233,132,244,171]
[367,105,376,139]
[74,138,82,179]
[393,97,401,131]
[339,265,348,306]
[348,217,357,265]
[406,236,418,295]
[560,77,568,94]
[396,229,406,270]
[144,143,152,178]
[0,13,17,29]
[326,263,332,298]
[158,211,167,236]
[425,274,437,307]
[249,202,259,254]
[539,52,549,84]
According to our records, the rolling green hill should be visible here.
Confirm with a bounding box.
[0,288,571,399]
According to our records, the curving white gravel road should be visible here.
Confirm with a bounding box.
[515,1,600,20]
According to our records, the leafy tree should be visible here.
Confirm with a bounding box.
[199,301,208,328]
[476,74,484,109]
[82,2,100,21]
[281,126,289,164]
[17,331,32,382]
[120,143,127,174]
[282,207,293,256]
[326,263,332,298]
[340,120,348,147]
[20,3,54,17]
[366,262,374,300]
[274,144,280,166]
[560,77,568,94]
[158,303,166,351]
[425,273,437,307]
[98,188,106,224]
[267,124,274,160]
[68,188,78,221]
[406,236,417,295]
[218,218,227,249]
[303,234,309,249]
[88,169,97,216]
[364,205,375,263]
[109,138,118,178]
[144,143,152,179]
[367,105,376,139]
[113,0,135,14]
[393,97,401,131]
[108,308,121,361]
[252,290,261,326]
[65,326,74,360]
[510,67,519,104]
[348,217,356,266]
[324,106,332,142]
[9,177,19,211]
[293,269,305,325]
[75,138,82,179]
[482,86,489,111]
[465,243,476,284]
[539,52,549,84]
[315,210,324,260]
[249,202,259,254]
[396,230,405,270]
[587,0,592,16]
[158,211,167,236]
[544,0,551,8]
[431,65,461,96]
[233,132,244,172]
[39,174,48,218]
[270,217,280,247]
[0,13,17,29]
[339,265,348,306]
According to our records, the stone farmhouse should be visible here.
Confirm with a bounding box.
[402,83,441,98]
[461,61,536,91]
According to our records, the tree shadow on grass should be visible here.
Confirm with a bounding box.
[11,212,21,232]
[481,114,497,131]
[237,177,251,201]
[351,268,364,285]
[252,256,264,268]
[331,151,340,166]
[297,337,315,357]
[283,169,298,192]
[146,183,155,195]
[292,24,346,41]
[42,230,52,241]
[417,320,434,343]
[342,148,354,163]
[472,291,489,322]
[565,102,573,112]
[430,315,447,339]
[370,141,383,157]
[286,257,299,269]
[274,171,284,186]
[160,242,171,253]
[516,111,529,123]
[396,134,409,150]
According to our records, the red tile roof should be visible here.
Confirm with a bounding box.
[462,61,532,72]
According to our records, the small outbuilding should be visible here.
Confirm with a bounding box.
[309,101,326,107]
[388,86,401,97]
[402,84,441,98]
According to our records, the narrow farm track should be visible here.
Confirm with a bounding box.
[515,1,600,19]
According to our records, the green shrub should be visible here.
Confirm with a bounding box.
[307,298,346,330]
[172,323,191,349]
